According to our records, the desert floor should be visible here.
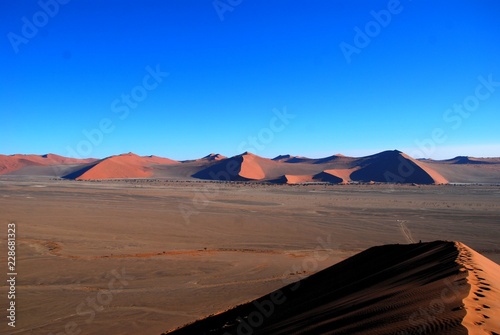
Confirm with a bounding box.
[0,179,499,335]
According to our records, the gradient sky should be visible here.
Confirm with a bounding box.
[1,0,499,160]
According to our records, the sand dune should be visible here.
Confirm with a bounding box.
[320,168,359,183]
[2,180,499,334]
[164,241,500,335]
[272,154,348,165]
[3,150,500,184]
[351,150,448,184]
[69,152,178,180]
[182,153,227,163]
[0,153,96,175]
[279,174,315,184]
[437,156,500,165]
[202,153,227,161]
[422,157,500,184]
[193,152,269,181]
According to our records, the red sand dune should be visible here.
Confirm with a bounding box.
[239,153,266,180]
[0,153,96,175]
[163,241,500,335]
[72,153,178,180]
[281,174,315,184]
[146,155,179,165]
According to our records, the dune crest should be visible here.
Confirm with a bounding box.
[163,241,500,335]
[456,242,500,333]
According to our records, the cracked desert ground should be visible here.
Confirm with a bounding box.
[1,179,499,335]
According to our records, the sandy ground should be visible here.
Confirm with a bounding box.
[0,179,499,334]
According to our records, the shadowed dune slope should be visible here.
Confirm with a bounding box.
[164,241,500,335]
[351,150,448,184]
[313,171,344,184]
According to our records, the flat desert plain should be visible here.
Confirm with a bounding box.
[1,179,499,334]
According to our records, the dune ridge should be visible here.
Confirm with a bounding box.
[163,241,499,335]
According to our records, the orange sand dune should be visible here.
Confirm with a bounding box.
[239,153,266,180]
[73,152,178,180]
[456,242,500,333]
[164,241,500,335]
[146,155,179,165]
[281,174,315,184]
[0,153,96,175]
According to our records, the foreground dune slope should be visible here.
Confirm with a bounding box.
[164,241,499,335]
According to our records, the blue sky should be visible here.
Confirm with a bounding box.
[1,0,499,160]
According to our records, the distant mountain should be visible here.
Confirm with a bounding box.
[2,150,500,184]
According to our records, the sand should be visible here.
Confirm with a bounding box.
[0,154,96,175]
[75,153,179,180]
[165,241,500,335]
[0,178,499,334]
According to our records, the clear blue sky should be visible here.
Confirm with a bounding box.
[1,0,499,160]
